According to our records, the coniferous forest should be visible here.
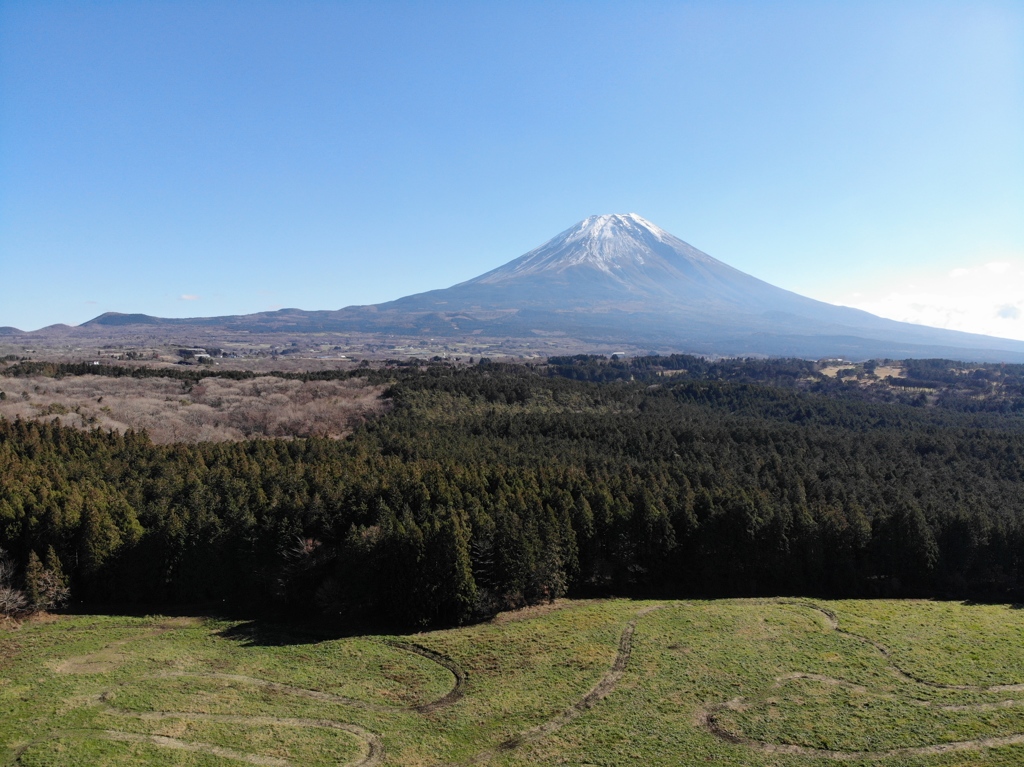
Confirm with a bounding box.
[3,357,1024,628]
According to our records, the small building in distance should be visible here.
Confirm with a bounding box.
[177,348,212,364]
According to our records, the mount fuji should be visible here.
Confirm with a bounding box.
[76,214,1024,361]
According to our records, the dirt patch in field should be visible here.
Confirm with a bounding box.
[57,649,127,675]
[874,365,903,378]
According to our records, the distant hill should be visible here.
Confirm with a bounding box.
[49,214,1024,362]
[81,313,162,326]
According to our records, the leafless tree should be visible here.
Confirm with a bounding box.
[0,549,26,616]
[0,374,387,443]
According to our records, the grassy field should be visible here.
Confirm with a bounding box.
[4,599,1024,766]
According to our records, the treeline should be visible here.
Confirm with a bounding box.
[11,354,1024,413]
[3,363,1024,627]
[544,353,819,386]
[544,354,1024,413]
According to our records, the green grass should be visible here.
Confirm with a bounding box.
[5,599,1024,765]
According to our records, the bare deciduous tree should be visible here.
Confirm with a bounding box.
[0,374,387,443]
[0,549,27,616]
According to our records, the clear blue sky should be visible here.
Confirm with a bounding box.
[2,1,1022,335]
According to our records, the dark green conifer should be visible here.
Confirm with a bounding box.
[24,550,43,608]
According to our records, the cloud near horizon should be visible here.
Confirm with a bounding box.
[179,294,200,301]
[831,259,1024,342]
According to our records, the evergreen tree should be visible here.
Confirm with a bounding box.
[24,550,43,608]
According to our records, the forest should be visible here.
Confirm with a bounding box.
[2,357,1024,628]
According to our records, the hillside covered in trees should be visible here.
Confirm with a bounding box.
[3,357,1024,628]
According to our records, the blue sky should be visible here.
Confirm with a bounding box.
[2,1,1022,336]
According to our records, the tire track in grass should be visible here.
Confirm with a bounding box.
[3,729,285,767]
[103,731,292,766]
[386,640,468,713]
[772,672,1024,713]
[138,641,467,714]
[14,618,471,766]
[697,600,1024,760]
[698,707,1024,761]
[101,712,384,767]
[4,724,379,767]
[459,604,667,765]
[789,601,1024,693]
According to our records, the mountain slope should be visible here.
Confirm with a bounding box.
[65,214,1024,362]
[347,214,1024,360]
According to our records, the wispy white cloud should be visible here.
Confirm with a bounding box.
[179,294,200,301]
[827,257,1024,341]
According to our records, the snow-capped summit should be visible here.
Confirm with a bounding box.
[467,213,719,284]
[560,213,669,252]
[458,213,778,312]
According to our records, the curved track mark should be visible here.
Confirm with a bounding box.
[4,722,381,767]
[699,708,1024,761]
[5,700,384,767]
[103,730,291,766]
[773,672,1024,712]
[461,604,666,765]
[783,601,1024,693]
[698,600,1024,759]
[386,640,467,713]
[142,671,393,711]
[58,622,466,713]
[12,617,486,766]
[102,710,384,767]
[143,639,467,714]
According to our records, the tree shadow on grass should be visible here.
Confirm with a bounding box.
[59,601,407,646]
[958,599,1024,610]
[215,619,377,647]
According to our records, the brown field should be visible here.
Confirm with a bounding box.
[0,374,387,443]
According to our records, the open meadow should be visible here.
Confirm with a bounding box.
[5,598,1024,766]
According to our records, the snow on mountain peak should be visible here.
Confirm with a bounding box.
[569,213,667,245]
[464,213,722,287]
[524,213,674,275]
